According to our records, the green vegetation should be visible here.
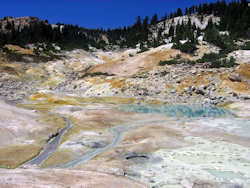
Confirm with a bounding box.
[0,165,10,169]
[209,57,237,68]
[197,52,237,68]
[137,48,149,53]
[159,59,179,66]
[241,42,250,50]
[173,41,197,54]
[80,72,115,78]
[159,56,195,66]
[159,51,237,68]
[196,52,226,64]
[204,22,236,53]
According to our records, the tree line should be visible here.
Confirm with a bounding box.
[0,0,249,50]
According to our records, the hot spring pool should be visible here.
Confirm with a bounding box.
[120,104,234,118]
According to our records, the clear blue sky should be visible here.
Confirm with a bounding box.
[0,0,229,29]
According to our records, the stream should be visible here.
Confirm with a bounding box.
[58,119,165,168]
[23,115,73,166]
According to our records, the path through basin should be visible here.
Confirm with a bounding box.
[23,115,73,166]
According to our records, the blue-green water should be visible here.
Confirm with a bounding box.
[206,169,247,180]
[120,104,233,118]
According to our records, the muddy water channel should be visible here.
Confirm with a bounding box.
[17,101,250,187]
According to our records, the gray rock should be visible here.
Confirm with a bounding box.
[171,89,176,94]
[232,92,239,98]
[240,95,250,100]
[209,94,217,100]
[193,180,217,188]
[191,70,197,74]
[195,88,206,95]
[181,178,194,188]
[176,79,182,84]
[184,87,189,92]
[200,85,207,90]
[228,74,241,82]
[204,98,211,104]
[124,152,149,164]
[191,86,196,92]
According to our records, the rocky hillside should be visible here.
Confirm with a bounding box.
[0,16,44,32]
[0,38,249,105]
[0,6,249,105]
[151,14,220,40]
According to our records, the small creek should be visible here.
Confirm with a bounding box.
[58,119,165,168]
[23,115,73,166]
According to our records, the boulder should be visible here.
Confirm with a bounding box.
[240,95,250,100]
[195,89,205,95]
[228,74,241,82]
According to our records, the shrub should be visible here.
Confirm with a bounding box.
[196,52,226,64]
[241,42,250,50]
[137,46,149,54]
[159,55,196,66]
[196,52,237,68]
[176,54,181,59]
[210,56,237,68]
[80,72,115,78]
[173,41,197,54]
[159,59,179,66]
[200,55,236,68]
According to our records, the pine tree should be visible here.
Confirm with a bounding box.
[177,8,183,17]
[142,16,149,30]
[135,16,142,30]
[168,25,174,37]
[151,14,158,25]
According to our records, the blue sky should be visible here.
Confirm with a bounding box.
[1,0,228,29]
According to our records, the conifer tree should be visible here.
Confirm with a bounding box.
[176,8,183,17]
[151,14,158,25]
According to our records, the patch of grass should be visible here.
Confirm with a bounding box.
[0,165,10,169]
